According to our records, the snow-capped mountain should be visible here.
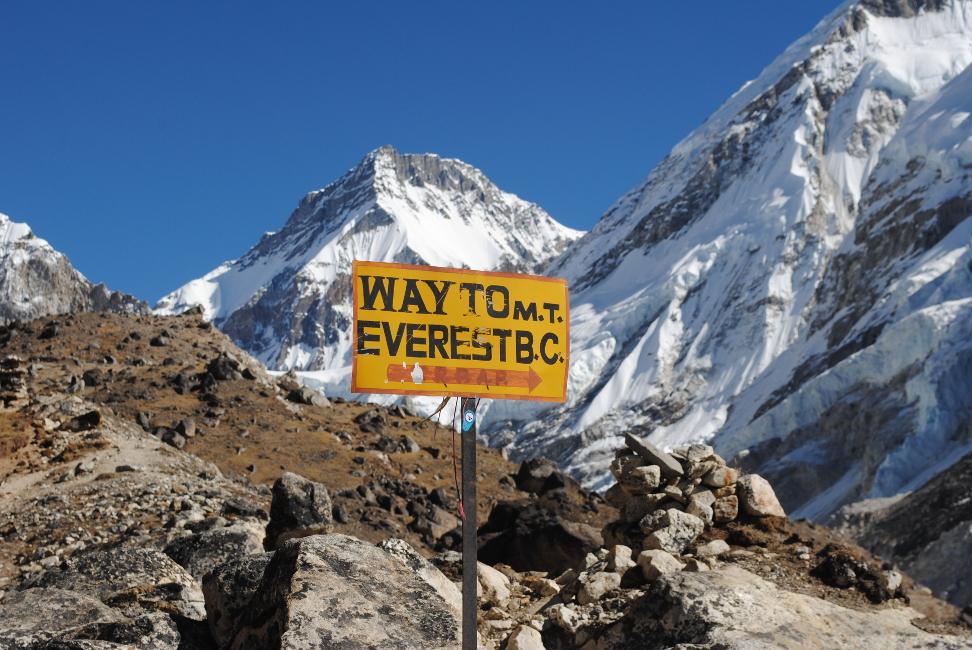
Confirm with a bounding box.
[0,212,146,325]
[156,146,582,372]
[480,0,972,519]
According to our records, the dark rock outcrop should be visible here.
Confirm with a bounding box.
[264,472,333,550]
[478,500,602,575]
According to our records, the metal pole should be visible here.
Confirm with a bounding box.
[460,397,478,650]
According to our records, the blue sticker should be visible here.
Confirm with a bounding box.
[462,409,475,432]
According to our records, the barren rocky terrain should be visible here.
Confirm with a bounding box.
[0,310,969,648]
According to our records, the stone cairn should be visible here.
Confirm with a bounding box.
[0,356,28,411]
[600,432,785,577]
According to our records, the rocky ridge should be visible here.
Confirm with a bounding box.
[0,212,146,326]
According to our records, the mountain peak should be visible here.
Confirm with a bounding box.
[157,149,582,371]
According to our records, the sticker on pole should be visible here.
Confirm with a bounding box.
[351,260,569,402]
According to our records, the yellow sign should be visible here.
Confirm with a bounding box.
[351,260,569,402]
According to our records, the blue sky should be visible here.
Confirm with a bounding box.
[1,1,842,302]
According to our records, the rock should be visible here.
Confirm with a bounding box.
[162,429,186,449]
[810,544,897,603]
[378,538,462,614]
[506,624,546,650]
[97,611,182,649]
[712,495,739,523]
[694,539,731,558]
[0,588,128,648]
[685,497,714,525]
[620,464,661,495]
[603,565,957,649]
[683,558,710,572]
[228,534,459,648]
[702,466,738,488]
[737,474,786,517]
[620,493,669,523]
[637,549,685,581]
[38,322,59,340]
[577,571,621,604]
[207,353,243,381]
[174,418,196,438]
[478,501,603,575]
[478,561,512,606]
[642,508,705,555]
[412,505,461,540]
[60,410,101,432]
[149,334,169,347]
[521,575,560,597]
[682,444,714,463]
[624,433,683,478]
[28,547,205,619]
[286,386,330,408]
[354,408,386,434]
[603,483,627,509]
[164,521,264,580]
[264,471,333,550]
[136,411,152,430]
[515,458,567,494]
[81,368,103,387]
[606,544,636,573]
[609,452,644,480]
[202,552,274,647]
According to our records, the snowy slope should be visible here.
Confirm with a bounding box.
[0,212,145,324]
[479,0,972,519]
[157,146,582,374]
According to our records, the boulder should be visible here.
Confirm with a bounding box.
[602,565,960,649]
[702,466,738,488]
[202,553,274,647]
[478,501,602,575]
[694,539,731,558]
[0,588,128,649]
[164,521,264,580]
[737,474,786,517]
[623,433,683,479]
[606,545,636,573]
[28,546,205,620]
[641,508,705,555]
[577,571,621,604]
[713,495,739,523]
[506,625,545,650]
[412,505,461,541]
[515,458,566,494]
[286,386,330,408]
[264,472,333,550]
[637,549,685,581]
[378,538,462,614]
[206,353,243,381]
[227,534,459,649]
[620,465,661,495]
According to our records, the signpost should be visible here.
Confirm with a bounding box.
[351,260,570,648]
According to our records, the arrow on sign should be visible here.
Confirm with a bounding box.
[386,363,543,392]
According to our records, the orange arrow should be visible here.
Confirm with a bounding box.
[386,363,542,392]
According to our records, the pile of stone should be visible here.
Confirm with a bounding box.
[0,355,28,410]
[602,432,784,570]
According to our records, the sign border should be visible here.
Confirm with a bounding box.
[350,259,570,403]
